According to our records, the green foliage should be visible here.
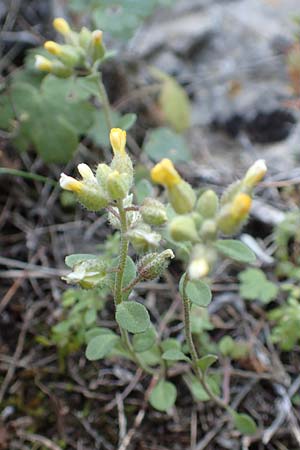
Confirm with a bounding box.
[231,411,257,435]
[239,268,278,303]
[274,211,300,262]
[184,373,220,402]
[179,275,212,307]
[115,302,151,334]
[50,287,107,351]
[86,331,120,360]
[149,379,177,412]
[88,110,136,147]
[197,354,218,373]
[162,349,190,362]
[143,127,191,162]
[69,0,173,40]
[2,75,94,163]
[214,239,256,264]
[132,327,157,352]
[268,294,300,351]
[219,336,249,360]
[151,68,191,132]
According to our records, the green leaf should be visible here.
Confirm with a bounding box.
[138,345,161,366]
[162,349,190,362]
[219,336,235,356]
[122,256,137,290]
[143,127,190,163]
[7,75,94,162]
[239,268,278,303]
[116,302,150,334]
[88,109,120,147]
[109,256,136,299]
[85,333,119,361]
[117,113,137,130]
[179,274,212,307]
[84,309,97,326]
[197,354,218,373]
[85,327,115,343]
[33,114,78,163]
[65,254,97,269]
[132,326,156,352]
[231,411,257,435]
[149,379,177,412]
[152,68,190,133]
[185,374,220,402]
[135,179,153,204]
[161,338,181,353]
[215,240,256,264]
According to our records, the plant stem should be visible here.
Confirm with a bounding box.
[114,200,129,305]
[181,274,228,410]
[0,168,56,186]
[114,199,155,376]
[97,72,113,131]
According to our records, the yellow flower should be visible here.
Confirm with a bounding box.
[110,128,126,156]
[53,17,70,36]
[244,159,267,188]
[59,173,84,193]
[151,158,181,188]
[77,163,95,180]
[35,55,52,72]
[92,30,103,44]
[231,193,252,220]
[44,40,62,55]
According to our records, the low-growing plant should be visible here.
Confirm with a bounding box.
[31,17,270,436]
[57,131,265,433]
[268,284,300,351]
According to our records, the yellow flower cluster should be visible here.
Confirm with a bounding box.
[59,128,133,209]
[35,17,106,78]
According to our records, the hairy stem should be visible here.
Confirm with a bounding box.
[181,274,228,410]
[114,200,129,306]
[114,200,155,375]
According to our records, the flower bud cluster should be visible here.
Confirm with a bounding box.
[60,129,133,210]
[107,193,167,253]
[151,159,267,280]
[35,17,106,78]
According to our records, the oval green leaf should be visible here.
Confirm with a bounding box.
[149,379,177,412]
[162,349,190,362]
[180,275,212,307]
[132,327,156,352]
[232,411,257,435]
[85,333,119,361]
[215,240,256,264]
[197,354,218,373]
[65,253,97,268]
[116,302,150,334]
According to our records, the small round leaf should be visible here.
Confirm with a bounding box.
[116,302,150,334]
[85,333,119,361]
[232,411,257,435]
[162,349,190,362]
[149,380,177,412]
[132,327,156,352]
[180,276,212,307]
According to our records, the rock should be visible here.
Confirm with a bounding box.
[130,10,217,58]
